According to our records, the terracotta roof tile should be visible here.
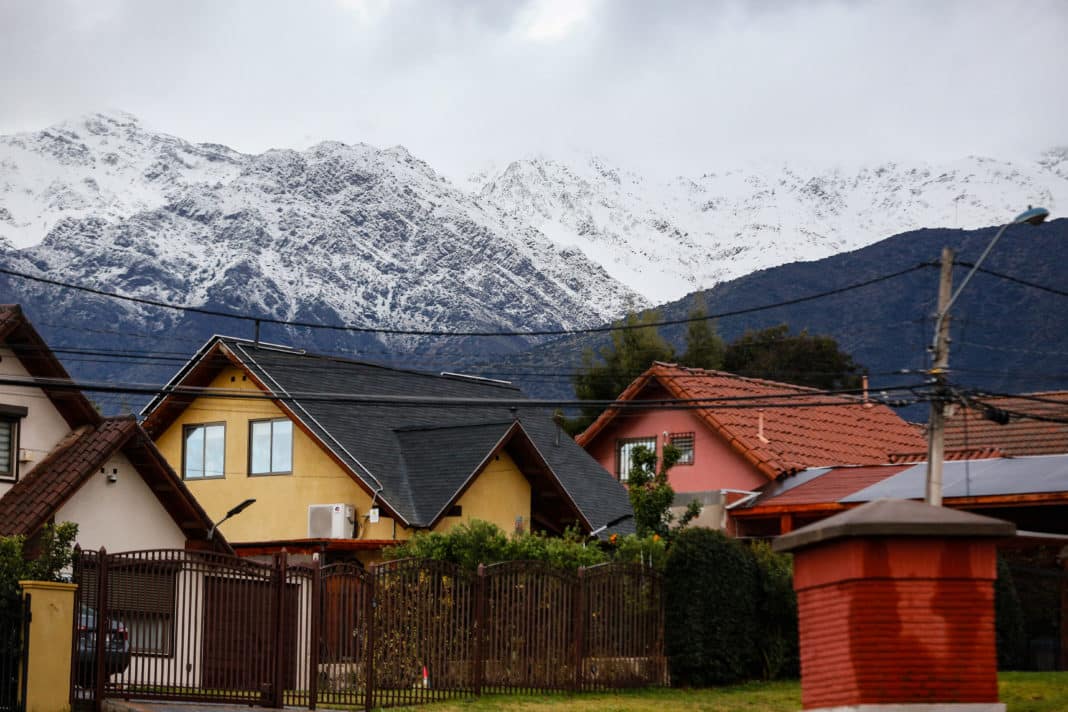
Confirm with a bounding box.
[0,417,137,536]
[754,465,909,508]
[578,363,925,479]
[944,392,1068,456]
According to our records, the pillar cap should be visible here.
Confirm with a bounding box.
[772,498,1016,553]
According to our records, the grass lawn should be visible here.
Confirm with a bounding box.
[396,672,1068,712]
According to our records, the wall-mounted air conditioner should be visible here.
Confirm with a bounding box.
[308,503,356,539]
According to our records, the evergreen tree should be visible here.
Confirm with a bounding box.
[626,443,700,539]
[723,324,864,390]
[567,310,674,434]
[679,295,725,370]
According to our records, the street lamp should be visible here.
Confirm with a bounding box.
[207,498,256,540]
[925,206,1050,505]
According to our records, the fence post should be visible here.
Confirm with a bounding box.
[363,563,375,712]
[308,553,321,711]
[271,551,288,709]
[573,566,585,692]
[93,547,108,712]
[67,545,81,708]
[473,564,485,698]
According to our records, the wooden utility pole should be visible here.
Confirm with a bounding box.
[925,247,955,506]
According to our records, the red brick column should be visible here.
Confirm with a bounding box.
[774,499,1015,712]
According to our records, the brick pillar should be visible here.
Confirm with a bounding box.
[774,499,1015,712]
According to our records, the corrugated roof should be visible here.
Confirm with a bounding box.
[755,465,910,507]
[578,362,925,479]
[945,393,1068,456]
[842,455,1068,502]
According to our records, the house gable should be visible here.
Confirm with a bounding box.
[151,363,401,543]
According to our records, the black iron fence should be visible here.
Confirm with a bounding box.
[0,594,30,712]
[72,548,665,711]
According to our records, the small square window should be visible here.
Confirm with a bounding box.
[670,432,695,465]
[183,423,225,480]
[249,419,293,475]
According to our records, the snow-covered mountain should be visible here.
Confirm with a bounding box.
[0,112,640,355]
[474,150,1068,303]
[2,111,1066,357]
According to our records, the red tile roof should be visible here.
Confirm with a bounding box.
[0,418,137,537]
[944,392,1068,456]
[752,465,909,509]
[0,416,229,551]
[577,362,926,480]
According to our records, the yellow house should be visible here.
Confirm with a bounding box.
[141,336,633,563]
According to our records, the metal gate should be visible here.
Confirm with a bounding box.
[72,549,665,711]
[0,594,30,712]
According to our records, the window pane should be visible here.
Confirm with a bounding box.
[272,420,292,472]
[204,425,225,477]
[617,437,656,482]
[671,433,695,465]
[184,427,204,479]
[251,421,271,474]
[0,421,11,475]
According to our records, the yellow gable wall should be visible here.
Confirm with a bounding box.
[153,365,402,542]
[434,450,531,535]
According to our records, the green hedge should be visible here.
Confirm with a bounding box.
[665,528,798,685]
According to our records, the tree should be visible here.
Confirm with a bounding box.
[722,324,864,390]
[625,443,700,539]
[567,310,674,434]
[679,295,725,370]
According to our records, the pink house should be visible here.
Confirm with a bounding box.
[576,363,924,529]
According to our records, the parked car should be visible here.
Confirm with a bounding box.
[74,606,130,685]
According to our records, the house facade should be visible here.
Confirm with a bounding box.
[0,305,224,554]
[577,362,925,530]
[141,336,634,561]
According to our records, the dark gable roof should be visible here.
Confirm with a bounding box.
[0,305,99,427]
[146,337,634,533]
[0,416,230,552]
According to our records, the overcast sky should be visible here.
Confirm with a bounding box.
[2,0,1066,178]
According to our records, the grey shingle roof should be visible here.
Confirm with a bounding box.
[220,339,633,533]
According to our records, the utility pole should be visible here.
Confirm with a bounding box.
[925,247,955,506]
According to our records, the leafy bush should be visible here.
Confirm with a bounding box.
[749,541,799,679]
[385,519,611,571]
[995,555,1027,670]
[0,522,79,603]
[665,527,759,686]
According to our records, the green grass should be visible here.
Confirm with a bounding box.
[391,673,1068,712]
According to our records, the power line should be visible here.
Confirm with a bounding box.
[956,261,1068,298]
[0,262,933,337]
[0,374,926,410]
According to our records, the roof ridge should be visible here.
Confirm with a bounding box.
[651,362,848,397]
[394,420,514,433]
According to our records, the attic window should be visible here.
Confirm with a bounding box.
[0,420,16,481]
[669,432,695,465]
[0,405,26,482]
[183,423,225,480]
[249,418,293,475]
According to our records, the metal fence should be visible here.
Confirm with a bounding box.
[72,548,665,711]
[0,595,30,712]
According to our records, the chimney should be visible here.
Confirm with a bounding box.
[757,410,770,444]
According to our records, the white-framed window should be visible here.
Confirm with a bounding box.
[249,418,293,475]
[616,436,656,482]
[183,423,225,480]
[0,419,16,481]
[670,432,695,465]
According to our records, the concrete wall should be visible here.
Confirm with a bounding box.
[0,346,74,498]
[55,452,187,552]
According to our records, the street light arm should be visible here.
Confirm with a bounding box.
[930,206,1050,353]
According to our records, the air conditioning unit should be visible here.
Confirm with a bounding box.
[308,504,356,539]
